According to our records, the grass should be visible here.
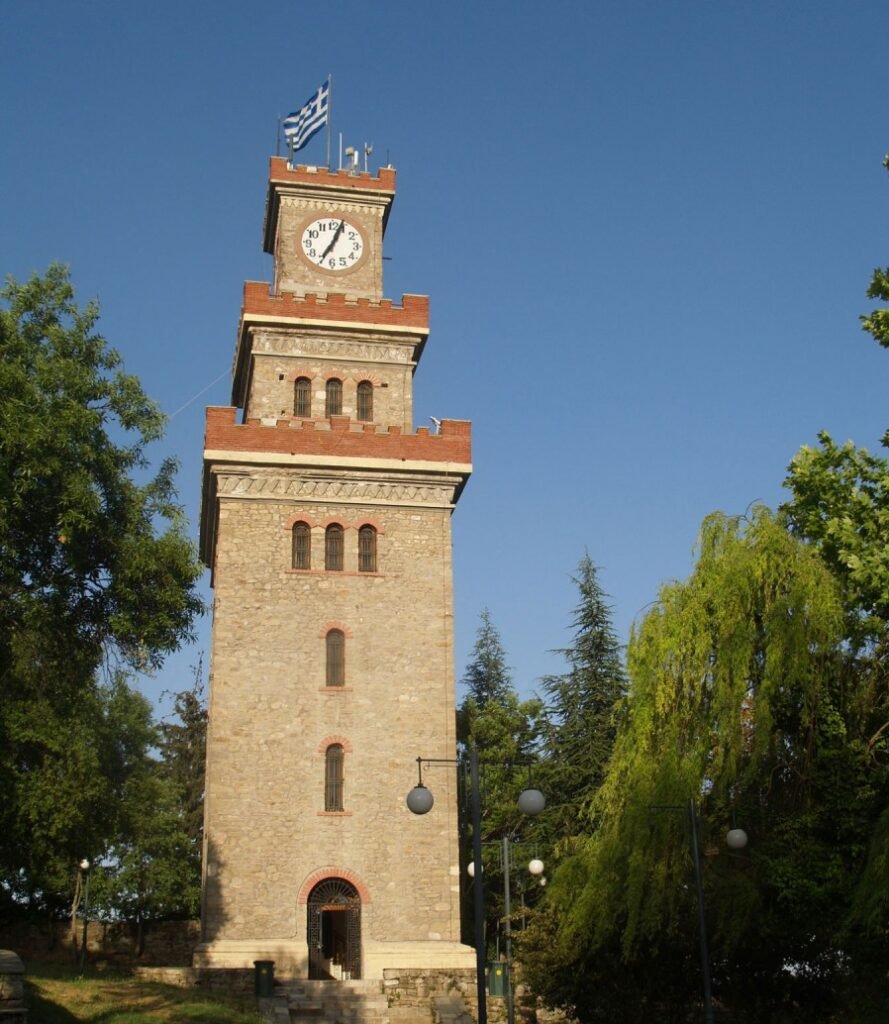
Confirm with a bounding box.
[23,962,267,1023]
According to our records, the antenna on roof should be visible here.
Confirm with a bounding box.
[363,143,373,174]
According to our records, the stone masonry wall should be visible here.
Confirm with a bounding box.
[202,487,463,949]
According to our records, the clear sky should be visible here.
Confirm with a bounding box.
[2,0,887,708]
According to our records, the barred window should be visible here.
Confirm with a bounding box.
[326,629,345,687]
[291,522,311,569]
[325,744,344,811]
[356,380,373,422]
[325,378,342,417]
[358,525,377,573]
[325,524,344,571]
[294,377,312,418]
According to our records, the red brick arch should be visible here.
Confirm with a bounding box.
[298,867,371,905]
[354,517,385,534]
[318,621,353,638]
[318,735,353,753]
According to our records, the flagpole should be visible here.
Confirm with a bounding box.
[326,73,333,170]
[276,114,281,157]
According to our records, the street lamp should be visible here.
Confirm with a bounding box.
[78,858,91,972]
[406,752,545,1024]
[650,800,747,1024]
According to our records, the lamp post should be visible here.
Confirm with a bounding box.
[650,800,747,1024]
[78,858,91,972]
[499,838,544,1024]
[406,751,545,1024]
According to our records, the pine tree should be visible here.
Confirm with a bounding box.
[539,555,625,838]
[461,608,513,708]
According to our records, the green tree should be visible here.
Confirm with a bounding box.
[456,611,542,950]
[523,510,888,1022]
[539,555,625,840]
[461,608,514,708]
[860,155,889,356]
[0,265,204,911]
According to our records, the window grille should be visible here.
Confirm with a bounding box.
[325,744,344,811]
[325,524,344,571]
[294,377,312,418]
[325,379,342,417]
[358,525,377,573]
[356,381,373,422]
[292,522,311,569]
[326,629,345,687]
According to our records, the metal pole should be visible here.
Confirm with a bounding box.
[79,869,90,971]
[502,837,515,1024]
[470,749,487,1024]
[688,798,713,1024]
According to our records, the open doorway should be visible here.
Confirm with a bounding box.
[307,877,361,980]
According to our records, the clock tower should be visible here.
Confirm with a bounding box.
[194,158,475,983]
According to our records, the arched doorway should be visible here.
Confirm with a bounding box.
[307,877,361,980]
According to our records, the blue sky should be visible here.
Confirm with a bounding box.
[2,0,887,707]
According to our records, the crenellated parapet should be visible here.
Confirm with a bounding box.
[204,405,470,465]
[241,282,428,331]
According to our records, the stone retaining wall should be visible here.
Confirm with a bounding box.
[0,919,199,967]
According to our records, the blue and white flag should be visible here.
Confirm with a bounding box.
[282,80,330,153]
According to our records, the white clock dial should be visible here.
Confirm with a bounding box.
[301,217,364,271]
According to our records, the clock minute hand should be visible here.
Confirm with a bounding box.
[318,220,346,261]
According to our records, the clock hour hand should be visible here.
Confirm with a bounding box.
[318,220,346,262]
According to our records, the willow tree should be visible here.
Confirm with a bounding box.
[523,509,887,1022]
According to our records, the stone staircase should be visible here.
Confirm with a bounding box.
[257,980,474,1024]
[259,979,392,1024]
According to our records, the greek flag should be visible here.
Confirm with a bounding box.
[282,80,330,153]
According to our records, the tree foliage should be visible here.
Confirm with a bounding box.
[91,676,207,937]
[456,610,542,950]
[860,155,889,354]
[538,555,625,841]
[0,265,204,913]
[522,510,889,1022]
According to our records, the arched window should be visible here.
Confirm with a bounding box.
[358,525,377,573]
[326,629,345,687]
[291,521,311,570]
[325,378,342,417]
[325,744,344,811]
[294,377,312,418]
[356,380,373,422]
[325,524,343,571]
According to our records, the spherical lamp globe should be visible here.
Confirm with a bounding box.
[517,788,546,816]
[406,785,434,815]
[726,827,748,850]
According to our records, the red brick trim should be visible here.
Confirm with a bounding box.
[270,157,396,193]
[355,518,385,534]
[318,735,353,753]
[298,868,371,904]
[319,621,353,638]
[287,370,316,382]
[284,515,315,530]
[205,406,471,464]
[241,282,429,332]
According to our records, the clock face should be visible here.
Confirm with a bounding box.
[300,217,364,272]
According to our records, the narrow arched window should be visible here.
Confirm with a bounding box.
[325,744,344,811]
[325,524,343,571]
[294,377,312,418]
[291,522,310,569]
[326,629,345,687]
[356,380,373,422]
[325,378,342,417]
[358,525,377,573]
